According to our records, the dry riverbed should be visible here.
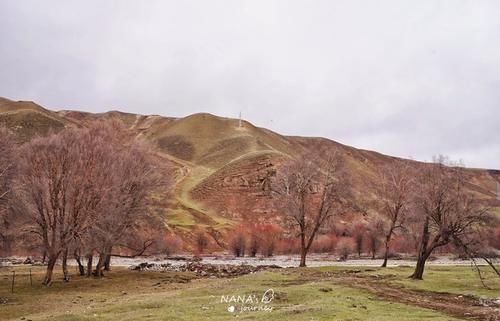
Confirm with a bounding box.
[108,254,493,268]
[1,254,489,269]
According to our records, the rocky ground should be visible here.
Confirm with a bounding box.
[1,254,491,268]
[108,254,493,268]
[129,261,282,278]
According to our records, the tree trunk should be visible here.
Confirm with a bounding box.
[62,248,69,282]
[381,236,390,267]
[86,254,93,277]
[104,246,112,271]
[94,253,105,277]
[299,232,307,267]
[411,255,426,279]
[74,250,85,276]
[410,217,430,280]
[104,254,111,271]
[299,247,307,267]
[42,255,58,286]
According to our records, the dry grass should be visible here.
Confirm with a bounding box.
[1,265,485,321]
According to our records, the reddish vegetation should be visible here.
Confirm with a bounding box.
[191,153,282,221]
[336,237,356,260]
[225,223,282,257]
[0,97,499,274]
[310,234,338,253]
[4,121,171,284]
[193,230,210,254]
[270,152,352,266]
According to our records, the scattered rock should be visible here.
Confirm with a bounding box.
[319,287,333,292]
[478,296,500,307]
[23,257,33,264]
[165,256,188,261]
[128,261,281,278]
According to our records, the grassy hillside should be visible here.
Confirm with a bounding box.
[1,97,499,243]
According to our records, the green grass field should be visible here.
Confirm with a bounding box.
[1,264,498,321]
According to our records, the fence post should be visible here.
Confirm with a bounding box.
[11,271,15,293]
[30,269,33,286]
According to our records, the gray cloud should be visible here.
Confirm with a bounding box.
[1,0,499,169]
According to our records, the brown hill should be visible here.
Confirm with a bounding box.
[1,97,499,239]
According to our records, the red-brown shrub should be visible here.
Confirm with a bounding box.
[311,234,338,253]
[194,230,210,254]
[336,237,355,260]
[229,232,246,257]
[276,238,301,254]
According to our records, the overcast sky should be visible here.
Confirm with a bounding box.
[1,1,499,169]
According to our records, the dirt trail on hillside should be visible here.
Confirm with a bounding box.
[320,270,500,321]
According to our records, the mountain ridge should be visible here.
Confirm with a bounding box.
[1,97,499,241]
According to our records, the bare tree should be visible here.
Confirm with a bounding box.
[194,230,209,254]
[351,221,366,258]
[366,216,385,259]
[84,123,167,277]
[229,233,246,257]
[410,156,491,280]
[0,127,16,252]
[271,152,351,267]
[336,238,354,261]
[376,160,414,267]
[16,127,113,285]
[15,120,167,284]
[367,216,385,260]
[248,234,259,257]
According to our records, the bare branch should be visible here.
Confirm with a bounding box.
[270,151,352,267]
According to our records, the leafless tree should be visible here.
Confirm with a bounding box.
[271,152,351,267]
[376,160,414,267]
[15,126,113,284]
[350,221,366,258]
[15,121,168,284]
[366,216,385,259]
[336,238,354,261]
[84,123,167,277]
[248,235,259,257]
[410,156,492,280]
[194,230,209,254]
[0,127,16,252]
[229,233,246,257]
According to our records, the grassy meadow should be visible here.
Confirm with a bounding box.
[1,264,498,321]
